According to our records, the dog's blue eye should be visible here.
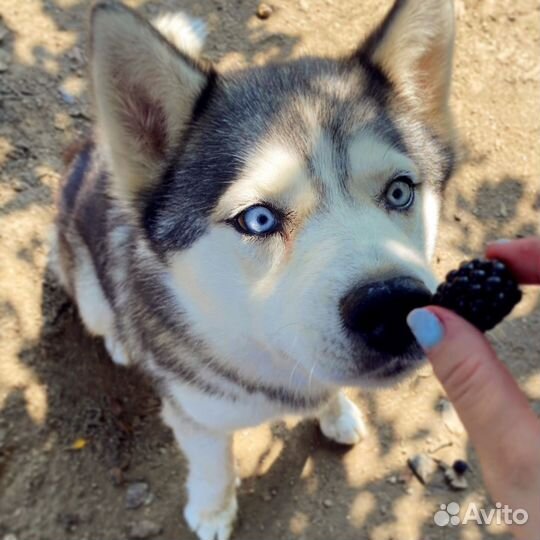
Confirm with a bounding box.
[237,205,279,235]
[385,176,415,209]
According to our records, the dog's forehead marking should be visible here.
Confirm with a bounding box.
[286,95,416,198]
[306,125,416,204]
[213,127,417,224]
[305,127,340,195]
[348,131,418,186]
[213,142,318,220]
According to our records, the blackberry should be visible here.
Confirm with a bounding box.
[432,258,522,332]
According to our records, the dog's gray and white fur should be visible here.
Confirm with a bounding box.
[52,1,456,538]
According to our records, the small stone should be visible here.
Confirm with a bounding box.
[256,3,273,19]
[408,453,437,485]
[444,466,469,490]
[68,107,91,120]
[58,513,80,532]
[125,481,152,509]
[439,399,465,434]
[128,520,162,539]
[3,535,18,540]
[323,498,333,508]
[54,113,70,131]
[299,0,310,11]
[68,46,85,65]
[262,493,272,502]
[387,475,397,484]
[59,89,76,106]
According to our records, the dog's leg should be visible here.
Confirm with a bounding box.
[72,249,114,337]
[318,391,367,445]
[68,245,131,367]
[104,333,130,366]
[162,399,237,540]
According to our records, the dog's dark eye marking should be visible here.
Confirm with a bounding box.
[231,205,281,236]
[382,173,415,211]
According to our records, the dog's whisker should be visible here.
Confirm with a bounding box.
[308,361,317,396]
[287,357,302,388]
[286,328,307,389]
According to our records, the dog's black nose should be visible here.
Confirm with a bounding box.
[340,276,432,355]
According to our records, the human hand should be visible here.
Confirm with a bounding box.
[407,237,540,540]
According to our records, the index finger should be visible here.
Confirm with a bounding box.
[486,237,540,285]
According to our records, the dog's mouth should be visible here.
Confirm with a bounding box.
[311,341,426,388]
[361,335,426,375]
[362,347,426,384]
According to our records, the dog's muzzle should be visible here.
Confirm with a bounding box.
[340,276,432,357]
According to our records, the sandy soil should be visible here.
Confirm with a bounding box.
[0,1,539,539]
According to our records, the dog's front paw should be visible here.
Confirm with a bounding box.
[184,494,237,540]
[319,393,367,445]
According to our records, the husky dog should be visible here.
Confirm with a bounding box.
[52,0,456,538]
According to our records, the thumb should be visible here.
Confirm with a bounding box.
[406,306,535,447]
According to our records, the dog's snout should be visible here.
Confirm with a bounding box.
[340,276,432,355]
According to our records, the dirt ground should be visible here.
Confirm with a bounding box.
[0,1,539,539]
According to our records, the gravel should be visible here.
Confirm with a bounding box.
[407,453,438,485]
[127,520,162,539]
[125,481,153,510]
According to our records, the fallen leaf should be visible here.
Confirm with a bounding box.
[70,437,88,450]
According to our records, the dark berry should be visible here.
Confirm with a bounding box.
[452,459,469,476]
[433,258,522,331]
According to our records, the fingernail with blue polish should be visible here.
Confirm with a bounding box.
[407,309,444,350]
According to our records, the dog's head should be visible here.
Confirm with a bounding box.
[90,0,456,389]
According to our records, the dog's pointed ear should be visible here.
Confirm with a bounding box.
[358,0,455,124]
[90,2,212,199]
